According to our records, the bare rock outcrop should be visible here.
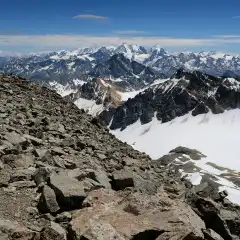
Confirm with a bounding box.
[69,188,205,240]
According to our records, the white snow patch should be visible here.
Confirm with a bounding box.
[134,54,150,63]
[112,109,240,204]
[114,78,124,82]
[82,55,95,61]
[74,98,104,117]
[40,66,49,70]
[211,52,226,59]
[68,62,75,69]
[185,172,203,185]
[117,89,145,101]
[49,81,76,97]
[219,185,240,205]
[72,79,86,86]
[50,55,60,60]
[112,109,240,171]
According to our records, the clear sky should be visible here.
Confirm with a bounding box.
[0,0,239,54]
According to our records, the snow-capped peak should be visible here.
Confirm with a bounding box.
[151,45,167,54]
[114,44,148,60]
[115,43,134,59]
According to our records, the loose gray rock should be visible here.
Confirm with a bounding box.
[23,134,43,146]
[203,229,224,240]
[0,218,35,240]
[50,172,86,210]
[0,160,4,170]
[56,212,72,223]
[38,185,60,214]
[33,148,49,158]
[94,170,112,189]
[34,167,52,186]
[0,171,10,187]
[9,181,36,189]
[51,147,65,156]
[111,169,134,190]
[3,132,27,146]
[41,222,66,240]
[10,168,36,182]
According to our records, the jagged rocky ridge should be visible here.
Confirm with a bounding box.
[90,53,164,90]
[0,75,240,239]
[64,78,123,116]
[99,69,240,130]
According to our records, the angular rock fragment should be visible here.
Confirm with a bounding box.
[38,185,60,214]
[41,222,66,240]
[111,169,134,190]
[50,172,86,210]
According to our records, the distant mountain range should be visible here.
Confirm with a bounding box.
[0,44,239,88]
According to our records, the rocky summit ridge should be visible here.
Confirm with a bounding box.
[0,74,240,240]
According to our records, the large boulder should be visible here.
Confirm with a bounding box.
[3,132,27,146]
[0,218,36,240]
[68,168,111,189]
[189,197,234,240]
[111,169,134,190]
[49,172,86,210]
[69,188,206,240]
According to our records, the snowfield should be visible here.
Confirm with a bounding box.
[112,110,240,204]
[112,109,240,169]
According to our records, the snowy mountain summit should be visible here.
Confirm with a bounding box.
[0,44,239,86]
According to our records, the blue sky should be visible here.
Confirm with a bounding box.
[0,0,239,54]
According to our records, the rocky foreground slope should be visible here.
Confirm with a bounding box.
[0,75,240,240]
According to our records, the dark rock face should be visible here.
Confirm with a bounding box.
[100,70,240,130]
[90,54,164,90]
[0,74,239,240]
